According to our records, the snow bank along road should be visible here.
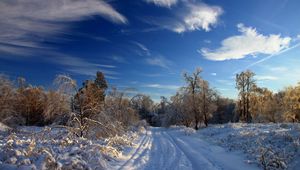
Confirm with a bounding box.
[117,127,259,170]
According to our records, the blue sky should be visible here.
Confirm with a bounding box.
[0,0,300,102]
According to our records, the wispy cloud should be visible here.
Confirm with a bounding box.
[143,84,180,90]
[211,73,217,76]
[111,56,127,63]
[296,35,300,41]
[216,88,230,91]
[269,66,288,72]
[91,36,111,42]
[94,64,116,68]
[0,45,36,57]
[255,75,278,81]
[72,32,111,42]
[201,23,291,61]
[131,41,151,56]
[66,68,118,80]
[232,42,300,75]
[146,56,173,69]
[0,0,127,56]
[244,42,300,69]
[139,73,163,77]
[204,40,212,44]
[145,0,178,8]
[45,53,118,79]
[216,79,234,86]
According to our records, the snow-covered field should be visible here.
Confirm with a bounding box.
[198,123,300,170]
[0,123,299,170]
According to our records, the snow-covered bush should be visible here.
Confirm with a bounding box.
[259,147,287,170]
[0,124,142,170]
[182,127,196,136]
[168,125,196,136]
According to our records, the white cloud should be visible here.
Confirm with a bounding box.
[211,73,217,76]
[142,2,223,33]
[145,0,178,8]
[144,84,180,90]
[175,3,223,33]
[255,75,278,81]
[146,56,172,69]
[201,23,291,61]
[0,0,127,55]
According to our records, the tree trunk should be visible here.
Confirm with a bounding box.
[203,87,207,127]
[184,121,189,127]
[246,95,249,122]
[204,113,208,127]
[195,119,199,130]
[80,115,84,138]
[243,95,246,122]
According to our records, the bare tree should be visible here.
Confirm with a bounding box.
[17,86,46,125]
[104,87,139,128]
[236,70,255,123]
[282,84,300,122]
[249,87,279,123]
[54,73,137,138]
[130,94,154,124]
[0,74,17,124]
[183,68,217,128]
[183,68,203,129]
[43,90,70,125]
[212,97,235,124]
[199,80,217,127]
[169,89,193,127]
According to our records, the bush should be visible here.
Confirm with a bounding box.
[0,75,16,125]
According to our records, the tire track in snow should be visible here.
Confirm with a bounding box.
[165,131,222,170]
[119,131,152,170]
[143,128,192,170]
[161,131,193,170]
[165,129,259,170]
[119,128,258,170]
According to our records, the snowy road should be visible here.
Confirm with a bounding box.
[118,127,259,170]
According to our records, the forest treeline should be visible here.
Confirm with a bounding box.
[0,68,299,134]
[160,68,300,130]
[0,72,141,138]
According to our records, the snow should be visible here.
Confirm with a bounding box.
[198,123,300,170]
[114,127,259,170]
[115,124,299,170]
[167,128,259,170]
[0,122,11,132]
[1,123,299,170]
[0,125,140,170]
